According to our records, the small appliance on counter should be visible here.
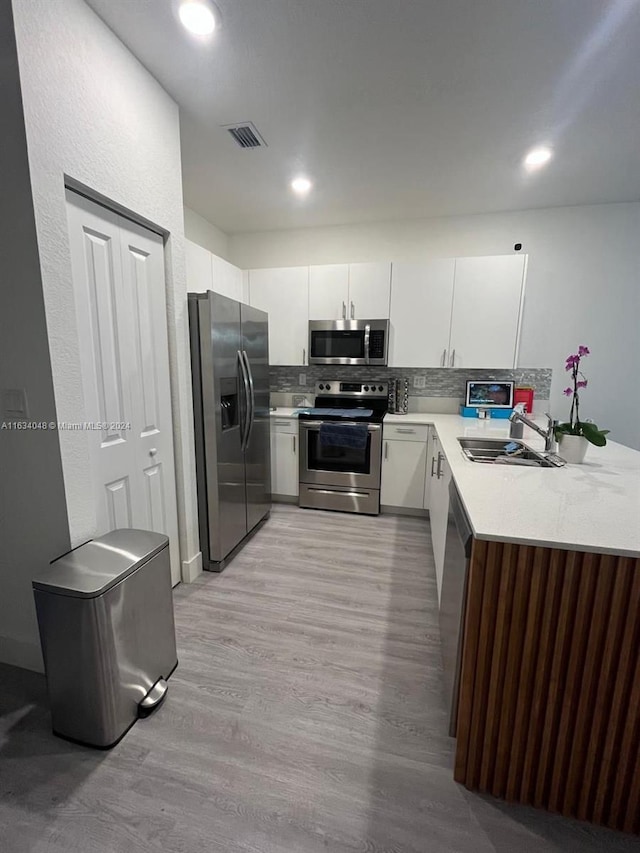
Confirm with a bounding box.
[514,386,535,414]
[388,377,409,414]
[460,380,515,419]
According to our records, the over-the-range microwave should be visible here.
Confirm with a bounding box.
[308,319,389,366]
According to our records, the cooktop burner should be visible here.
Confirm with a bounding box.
[297,380,389,423]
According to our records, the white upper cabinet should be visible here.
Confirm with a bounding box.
[449,255,526,368]
[248,267,309,365]
[212,254,243,302]
[308,262,391,320]
[348,262,391,319]
[185,239,213,294]
[390,260,455,367]
[309,264,349,320]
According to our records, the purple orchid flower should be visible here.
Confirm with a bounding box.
[576,380,588,389]
[578,345,590,357]
[563,387,573,397]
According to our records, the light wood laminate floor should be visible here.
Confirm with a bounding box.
[1,505,638,852]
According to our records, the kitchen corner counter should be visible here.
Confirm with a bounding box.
[269,408,300,419]
[384,412,640,558]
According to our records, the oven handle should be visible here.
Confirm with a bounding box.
[300,420,381,430]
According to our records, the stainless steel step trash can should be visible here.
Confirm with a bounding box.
[32,529,178,748]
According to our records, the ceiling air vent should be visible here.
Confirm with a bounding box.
[223,122,267,149]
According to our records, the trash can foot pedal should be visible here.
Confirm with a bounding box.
[139,678,168,717]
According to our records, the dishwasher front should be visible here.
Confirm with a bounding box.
[439,481,473,736]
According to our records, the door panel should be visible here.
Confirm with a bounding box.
[66,190,181,584]
[248,267,308,365]
[348,262,391,319]
[449,255,525,368]
[390,260,455,367]
[119,217,180,582]
[200,292,247,560]
[241,303,271,531]
[309,264,349,320]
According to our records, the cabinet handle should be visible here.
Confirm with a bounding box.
[430,456,436,477]
[395,428,415,434]
[436,452,444,479]
[274,421,289,426]
[292,435,296,454]
[441,348,447,367]
[449,348,456,367]
[350,301,355,319]
[384,441,388,460]
[342,301,346,319]
[302,348,306,364]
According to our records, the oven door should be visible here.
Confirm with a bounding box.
[299,420,382,489]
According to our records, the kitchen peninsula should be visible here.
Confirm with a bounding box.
[274,407,640,833]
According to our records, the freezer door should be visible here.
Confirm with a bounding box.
[241,303,271,531]
[196,292,248,562]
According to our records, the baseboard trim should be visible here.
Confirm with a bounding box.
[0,634,44,673]
[271,494,298,505]
[181,550,203,584]
[380,505,429,518]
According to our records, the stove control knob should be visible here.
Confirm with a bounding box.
[319,383,325,390]
[378,385,384,391]
[364,385,369,391]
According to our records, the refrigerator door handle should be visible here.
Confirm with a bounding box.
[237,349,251,450]
[242,350,255,448]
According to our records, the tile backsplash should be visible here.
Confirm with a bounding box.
[270,366,552,399]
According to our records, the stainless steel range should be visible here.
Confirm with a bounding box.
[298,381,388,515]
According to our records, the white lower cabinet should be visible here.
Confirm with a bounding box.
[428,433,452,603]
[381,424,430,509]
[270,420,299,498]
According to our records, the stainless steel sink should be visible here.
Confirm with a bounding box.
[458,437,560,468]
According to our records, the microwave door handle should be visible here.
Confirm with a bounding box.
[364,324,371,365]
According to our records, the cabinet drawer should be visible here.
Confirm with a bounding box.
[383,424,429,442]
[271,419,298,434]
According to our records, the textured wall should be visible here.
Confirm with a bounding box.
[230,203,640,449]
[0,0,71,670]
[12,0,201,612]
[184,206,230,259]
[270,366,551,399]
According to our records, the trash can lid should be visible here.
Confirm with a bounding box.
[32,529,170,598]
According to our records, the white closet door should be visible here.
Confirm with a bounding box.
[119,216,180,583]
[66,190,180,584]
[449,255,526,368]
[389,260,455,367]
[309,264,349,320]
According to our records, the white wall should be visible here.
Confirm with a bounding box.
[10,0,202,667]
[0,0,71,670]
[184,206,230,259]
[230,203,640,449]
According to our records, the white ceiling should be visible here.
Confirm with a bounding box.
[85,0,640,234]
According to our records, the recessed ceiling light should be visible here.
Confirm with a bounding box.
[179,1,216,36]
[291,177,312,195]
[524,146,553,170]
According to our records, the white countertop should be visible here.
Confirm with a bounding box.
[269,407,640,556]
[386,413,640,558]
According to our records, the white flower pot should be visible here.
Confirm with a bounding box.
[558,434,589,464]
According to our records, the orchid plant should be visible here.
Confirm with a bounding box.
[554,345,609,446]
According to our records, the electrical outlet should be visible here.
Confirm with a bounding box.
[413,375,426,390]
[298,373,306,386]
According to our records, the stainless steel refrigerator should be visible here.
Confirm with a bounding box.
[188,291,271,570]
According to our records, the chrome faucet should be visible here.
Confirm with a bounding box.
[509,410,557,452]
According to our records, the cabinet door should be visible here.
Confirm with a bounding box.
[270,428,299,497]
[309,264,349,320]
[449,255,525,368]
[381,439,428,508]
[429,447,451,604]
[249,267,309,365]
[212,254,242,301]
[348,262,391,319]
[185,239,213,294]
[389,260,455,367]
